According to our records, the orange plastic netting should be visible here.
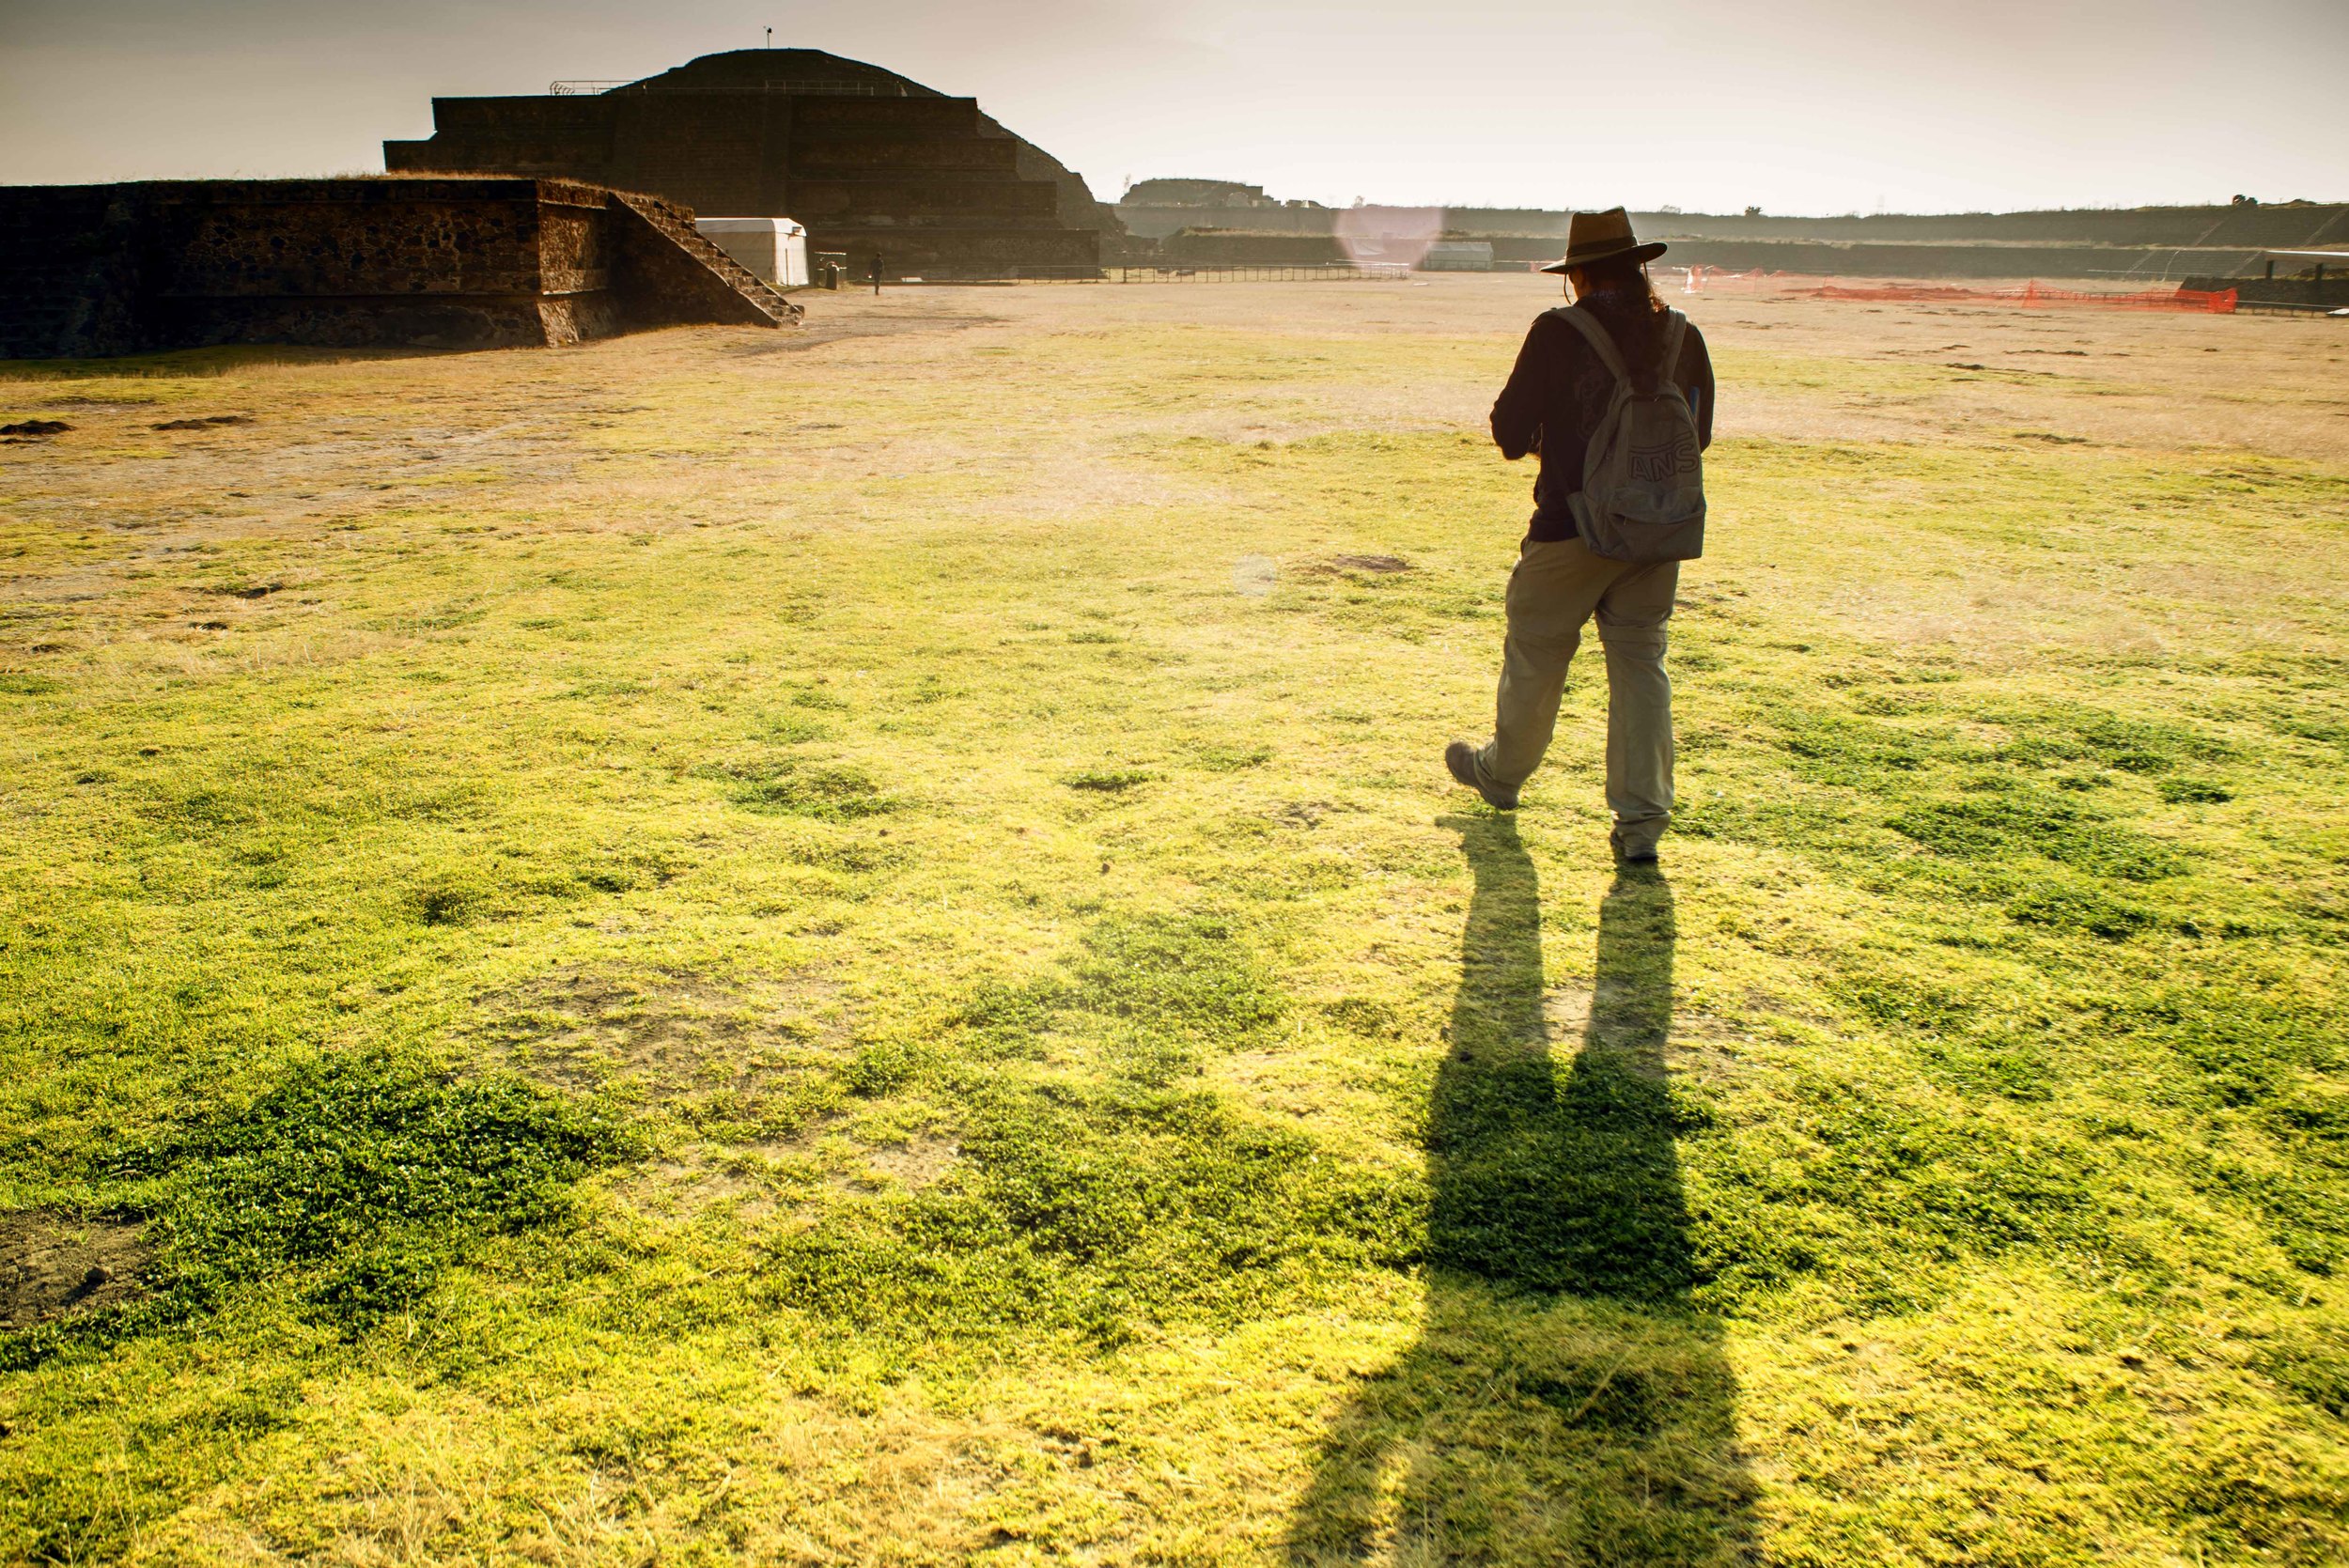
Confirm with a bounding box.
[1677,267,2236,313]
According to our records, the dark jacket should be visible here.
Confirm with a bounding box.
[1490,294,1715,542]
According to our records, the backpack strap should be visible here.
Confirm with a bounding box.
[1660,309,1688,387]
[1556,304,1683,395]
[1551,305,1630,385]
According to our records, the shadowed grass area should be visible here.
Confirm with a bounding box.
[1290,825,1752,1564]
[1,285,2345,1563]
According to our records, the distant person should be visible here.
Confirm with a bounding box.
[1446,209,1715,863]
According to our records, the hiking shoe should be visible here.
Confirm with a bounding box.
[1444,741,1518,811]
[1610,828,1659,864]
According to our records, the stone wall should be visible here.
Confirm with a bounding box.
[158,184,563,298]
[1159,231,1351,265]
[1128,225,2315,281]
[1118,194,2349,253]
[1636,240,2294,280]
[1629,205,2349,248]
[0,178,793,360]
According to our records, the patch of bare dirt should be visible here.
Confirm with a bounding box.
[1325,551,1409,575]
[625,1148,799,1221]
[153,414,255,431]
[1542,986,1753,1084]
[723,304,1000,356]
[467,966,848,1100]
[1,1212,148,1329]
[469,968,867,1219]
[838,1134,960,1193]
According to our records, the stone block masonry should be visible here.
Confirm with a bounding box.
[0,178,797,360]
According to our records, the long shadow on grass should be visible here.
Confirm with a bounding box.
[1287,816,1754,1564]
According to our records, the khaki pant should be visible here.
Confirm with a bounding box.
[1471,537,1678,846]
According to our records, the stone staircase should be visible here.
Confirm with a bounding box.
[608,191,801,326]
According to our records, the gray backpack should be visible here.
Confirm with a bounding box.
[1554,306,1705,563]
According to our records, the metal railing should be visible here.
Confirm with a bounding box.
[768,79,904,96]
[2232,298,2349,317]
[549,78,909,96]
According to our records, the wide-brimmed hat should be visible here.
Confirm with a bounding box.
[1539,208,1667,274]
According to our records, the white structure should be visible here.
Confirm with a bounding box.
[693,218,809,287]
[1420,241,1494,272]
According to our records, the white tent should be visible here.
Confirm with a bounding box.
[694,218,809,287]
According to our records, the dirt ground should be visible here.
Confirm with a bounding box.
[6,272,2341,542]
[770,272,2349,457]
[5,273,2340,677]
[0,1213,145,1331]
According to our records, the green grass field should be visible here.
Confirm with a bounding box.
[3,279,2345,1564]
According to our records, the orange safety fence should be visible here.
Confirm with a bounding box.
[1676,266,2236,313]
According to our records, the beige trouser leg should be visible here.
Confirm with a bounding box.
[1474,537,1678,844]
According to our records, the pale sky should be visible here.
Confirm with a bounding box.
[3,0,2342,214]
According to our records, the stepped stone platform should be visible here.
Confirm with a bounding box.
[384,50,1111,278]
[0,177,798,361]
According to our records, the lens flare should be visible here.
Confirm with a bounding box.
[1334,205,1445,271]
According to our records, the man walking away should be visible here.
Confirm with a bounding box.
[1446,209,1715,863]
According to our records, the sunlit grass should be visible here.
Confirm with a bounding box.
[2,288,2344,1564]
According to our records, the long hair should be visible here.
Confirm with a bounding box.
[1570,255,1670,374]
